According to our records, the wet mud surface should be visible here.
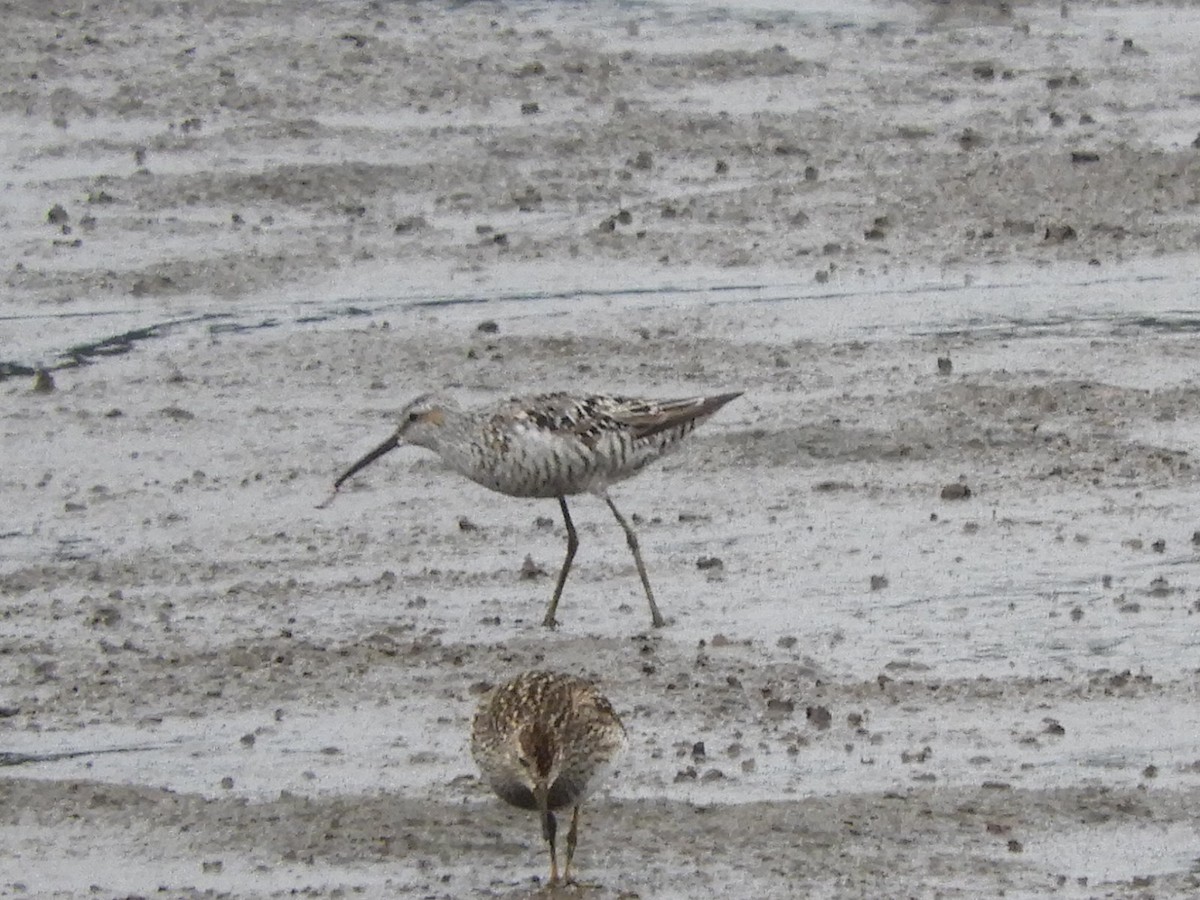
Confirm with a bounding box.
[4,1,1200,897]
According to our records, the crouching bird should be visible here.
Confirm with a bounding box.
[471,671,626,884]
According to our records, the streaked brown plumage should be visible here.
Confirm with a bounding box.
[330,390,742,627]
[471,671,626,884]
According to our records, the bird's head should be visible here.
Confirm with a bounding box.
[510,723,561,796]
[393,392,451,450]
[331,393,456,492]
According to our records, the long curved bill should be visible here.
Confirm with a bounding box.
[315,432,400,509]
[333,433,401,491]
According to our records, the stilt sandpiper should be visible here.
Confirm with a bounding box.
[329,391,741,627]
[471,670,626,885]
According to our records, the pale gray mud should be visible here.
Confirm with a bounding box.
[4,0,1200,898]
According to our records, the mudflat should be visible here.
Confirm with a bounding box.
[4,1,1200,897]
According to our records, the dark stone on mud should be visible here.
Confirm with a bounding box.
[869,574,888,591]
[32,370,55,393]
[940,483,971,500]
[1044,223,1077,243]
[519,555,546,580]
[958,128,985,151]
[813,479,853,492]
[394,215,427,234]
[806,705,832,730]
[47,204,69,224]
[696,556,723,571]
[937,356,952,374]
[766,698,794,717]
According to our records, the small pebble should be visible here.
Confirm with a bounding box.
[519,555,547,580]
[940,483,972,500]
[32,370,55,393]
[806,705,832,730]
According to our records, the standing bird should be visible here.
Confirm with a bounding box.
[329,390,741,628]
[471,671,626,885]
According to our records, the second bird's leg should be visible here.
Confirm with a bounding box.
[542,496,579,628]
[563,805,581,883]
[603,494,666,628]
[542,807,560,884]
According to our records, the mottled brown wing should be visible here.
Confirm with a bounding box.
[608,392,742,441]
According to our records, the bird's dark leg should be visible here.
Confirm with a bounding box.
[603,494,665,627]
[541,806,559,884]
[542,496,578,628]
[563,804,581,883]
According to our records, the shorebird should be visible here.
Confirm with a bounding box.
[329,390,741,627]
[471,671,626,884]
